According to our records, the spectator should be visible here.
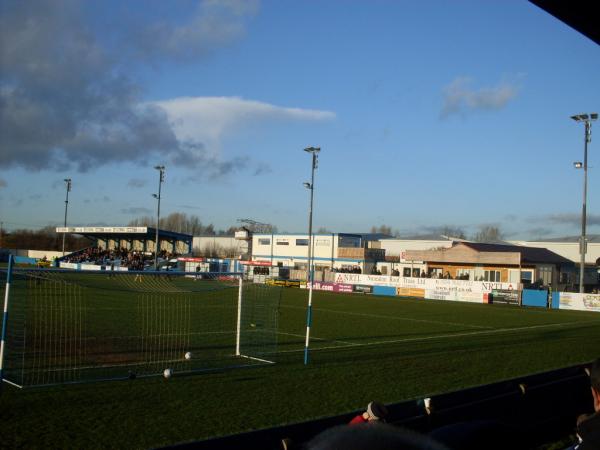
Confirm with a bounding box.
[572,358,600,449]
[349,401,389,425]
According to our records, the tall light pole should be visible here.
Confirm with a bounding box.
[571,113,597,293]
[62,178,72,256]
[153,165,165,270]
[303,146,320,365]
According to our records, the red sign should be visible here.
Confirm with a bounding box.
[178,257,205,262]
[240,260,272,266]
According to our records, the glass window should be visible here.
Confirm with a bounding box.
[258,238,270,245]
[295,239,309,246]
[484,270,501,282]
[276,240,289,246]
[403,268,412,277]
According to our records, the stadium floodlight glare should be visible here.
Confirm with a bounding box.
[153,165,166,270]
[62,178,72,256]
[571,113,597,293]
[303,146,320,365]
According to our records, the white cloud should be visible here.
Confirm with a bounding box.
[441,77,519,118]
[155,96,335,152]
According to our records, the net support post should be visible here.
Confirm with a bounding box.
[0,254,14,387]
[235,275,242,356]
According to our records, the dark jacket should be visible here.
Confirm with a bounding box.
[577,412,600,450]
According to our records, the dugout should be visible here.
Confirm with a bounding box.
[56,226,192,255]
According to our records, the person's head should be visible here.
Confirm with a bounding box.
[590,358,600,412]
[363,401,389,422]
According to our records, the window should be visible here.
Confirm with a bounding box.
[258,238,270,245]
[456,269,472,280]
[484,270,501,282]
[403,268,412,277]
[316,239,329,246]
[520,271,533,283]
[276,240,289,246]
[295,239,309,246]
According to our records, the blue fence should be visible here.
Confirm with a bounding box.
[522,289,549,308]
[372,285,397,296]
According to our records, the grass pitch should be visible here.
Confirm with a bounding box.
[2,279,600,449]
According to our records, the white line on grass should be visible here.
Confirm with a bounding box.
[274,319,600,354]
[276,330,360,347]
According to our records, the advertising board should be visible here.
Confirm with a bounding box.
[559,293,600,312]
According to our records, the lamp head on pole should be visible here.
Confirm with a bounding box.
[64,178,72,191]
[154,165,166,182]
[303,182,312,189]
[574,162,583,169]
[571,113,598,123]
[152,193,159,199]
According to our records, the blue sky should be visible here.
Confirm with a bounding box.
[1,0,599,239]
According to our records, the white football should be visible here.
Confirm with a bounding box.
[184,352,192,360]
[163,368,172,379]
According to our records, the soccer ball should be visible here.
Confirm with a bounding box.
[163,368,172,379]
[184,352,192,360]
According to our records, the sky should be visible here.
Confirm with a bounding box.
[1,0,599,239]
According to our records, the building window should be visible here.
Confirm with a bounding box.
[521,271,533,283]
[403,268,412,277]
[315,239,329,246]
[276,240,289,246]
[258,238,271,245]
[456,269,472,280]
[295,239,309,246]
[484,270,501,282]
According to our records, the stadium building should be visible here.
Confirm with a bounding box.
[249,232,385,274]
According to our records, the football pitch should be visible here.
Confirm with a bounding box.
[2,280,600,449]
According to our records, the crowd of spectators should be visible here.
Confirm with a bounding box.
[281,358,600,449]
[62,246,179,270]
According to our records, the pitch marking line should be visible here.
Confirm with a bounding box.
[275,319,600,354]
[276,330,360,347]
[282,304,492,330]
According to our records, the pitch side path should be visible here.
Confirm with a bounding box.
[2,287,600,449]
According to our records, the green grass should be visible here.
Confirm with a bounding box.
[1,272,600,449]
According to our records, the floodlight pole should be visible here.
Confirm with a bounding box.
[62,178,72,256]
[153,166,165,270]
[571,114,597,293]
[303,146,320,365]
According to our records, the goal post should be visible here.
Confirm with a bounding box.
[0,268,280,388]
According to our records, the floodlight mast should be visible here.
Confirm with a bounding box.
[153,165,165,270]
[62,178,72,256]
[571,113,597,293]
[303,146,320,365]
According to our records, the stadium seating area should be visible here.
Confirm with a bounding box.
[62,246,179,270]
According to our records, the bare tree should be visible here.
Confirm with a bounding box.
[370,225,393,236]
[439,225,466,239]
[473,225,503,243]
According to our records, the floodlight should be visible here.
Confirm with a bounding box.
[571,112,597,293]
[303,182,311,189]
[304,146,320,154]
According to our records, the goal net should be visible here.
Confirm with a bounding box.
[1,267,280,388]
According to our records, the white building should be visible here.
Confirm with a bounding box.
[508,235,600,266]
[250,232,385,273]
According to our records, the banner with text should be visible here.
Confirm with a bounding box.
[559,293,600,312]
